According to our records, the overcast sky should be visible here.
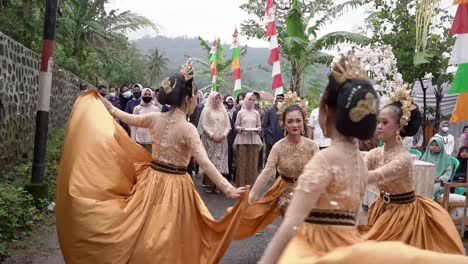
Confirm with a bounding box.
[106,0,458,48]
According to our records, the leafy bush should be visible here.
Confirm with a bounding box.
[0,128,65,258]
[0,186,45,257]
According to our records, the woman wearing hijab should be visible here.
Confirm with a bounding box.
[435,121,455,155]
[198,92,231,193]
[421,136,454,199]
[233,92,262,187]
[131,88,160,151]
[456,126,468,151]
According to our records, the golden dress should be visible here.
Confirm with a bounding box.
[361,144,465,254]
[56,91,248,264]
[234,137,319,240]
[258,136,368,263]
[296,242,468,264]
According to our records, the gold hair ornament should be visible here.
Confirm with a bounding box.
[331,51,368,85]
[160,78,173,94]
[388,84,416,129]
[277,91,309,128]
[349,92,379,123]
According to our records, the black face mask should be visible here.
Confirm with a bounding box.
[228,104,234,110]
[100,93,107,97]
[133,91,142,99]
[142,96,152,103]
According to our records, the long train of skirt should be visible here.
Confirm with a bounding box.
[359,195,465,254]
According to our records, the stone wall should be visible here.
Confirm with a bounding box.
[0,32,81,162]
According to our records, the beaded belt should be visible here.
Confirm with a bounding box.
[380,190,415,204]
[280,175,297,183]
[151,161,187,175]
[304,209,356,226]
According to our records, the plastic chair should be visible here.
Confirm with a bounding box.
[408,149,422,159]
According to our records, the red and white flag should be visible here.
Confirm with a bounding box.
[264,0,284,95]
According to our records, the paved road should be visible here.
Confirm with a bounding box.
[3,175,279,264]
[194,176,279,264]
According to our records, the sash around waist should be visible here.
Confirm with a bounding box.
[305,209,356,226]
[150,161,187,175]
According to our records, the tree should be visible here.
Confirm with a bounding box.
[240,0,369,95]
[147,48,168,85]
[365,0,454,144]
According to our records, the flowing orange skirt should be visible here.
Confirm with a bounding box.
[359,195,465,254]
[278,223,363,263]
[233,176,293,240]
[296,241,468,264]
[56,91,248,264]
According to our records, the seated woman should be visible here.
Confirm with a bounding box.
[453,146,467,183]
[420,137,453,200]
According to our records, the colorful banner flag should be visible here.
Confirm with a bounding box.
[448,1,468,122]
[231,28,242,96]
[210,40,218,91]
[264,0,284,95]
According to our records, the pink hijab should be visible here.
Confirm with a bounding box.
[140,88,154,106]
[242,92,255,110]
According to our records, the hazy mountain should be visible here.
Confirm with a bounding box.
[132,35,329,96]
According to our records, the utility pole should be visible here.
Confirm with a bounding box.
[26,0,58,198]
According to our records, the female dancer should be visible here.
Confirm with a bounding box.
[258,52,379,263]
[234,91,319,239]
[55,62,247,264]
[362,85,464,254]
[198,91,231,193]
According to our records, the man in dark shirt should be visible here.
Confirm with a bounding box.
[124,83,143,114]
[262,93,285,162]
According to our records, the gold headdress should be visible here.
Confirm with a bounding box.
[277,91,309,128]
[388,83,416,129]
[349,91,379,123]
[331,51,368,85]
[180,59,194,81]
[160,77,173,94]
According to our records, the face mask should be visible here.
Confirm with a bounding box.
[442,127,449,133]
[254,101,259,106]
[99,92,107,97]
[277,102,284,108]
[109,92,117,98]
[133,91,142,99]
[239,100,244,106]
[142,96,152,103]
[122,91,132,99]
[228,104,234,110]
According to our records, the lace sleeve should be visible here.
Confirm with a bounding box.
[295,153,332,194]
[111,106,156,128]
[185,125,233,193]
[200,111,213,137]
[259,189,319,264]
[235,110,243,131]
[249,143,279,203]
[368,152,411,184]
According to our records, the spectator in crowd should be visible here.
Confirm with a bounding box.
[107,85,120,108]
[118,84,132,111]
[262,93,285,162]
[402,126,424,150]
[435,121,455,155]
[98,84,107,97]
[453,146,468,184]
[457,125,468,150]
[125,83,143,114]
[421,136,453,199]
[79,82,88,93]
[130,88,160,152]
[152,88,162,109]
[308,103,331,149]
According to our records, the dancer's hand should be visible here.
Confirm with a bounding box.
[226,186,246,199]
[99,94,113,110]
